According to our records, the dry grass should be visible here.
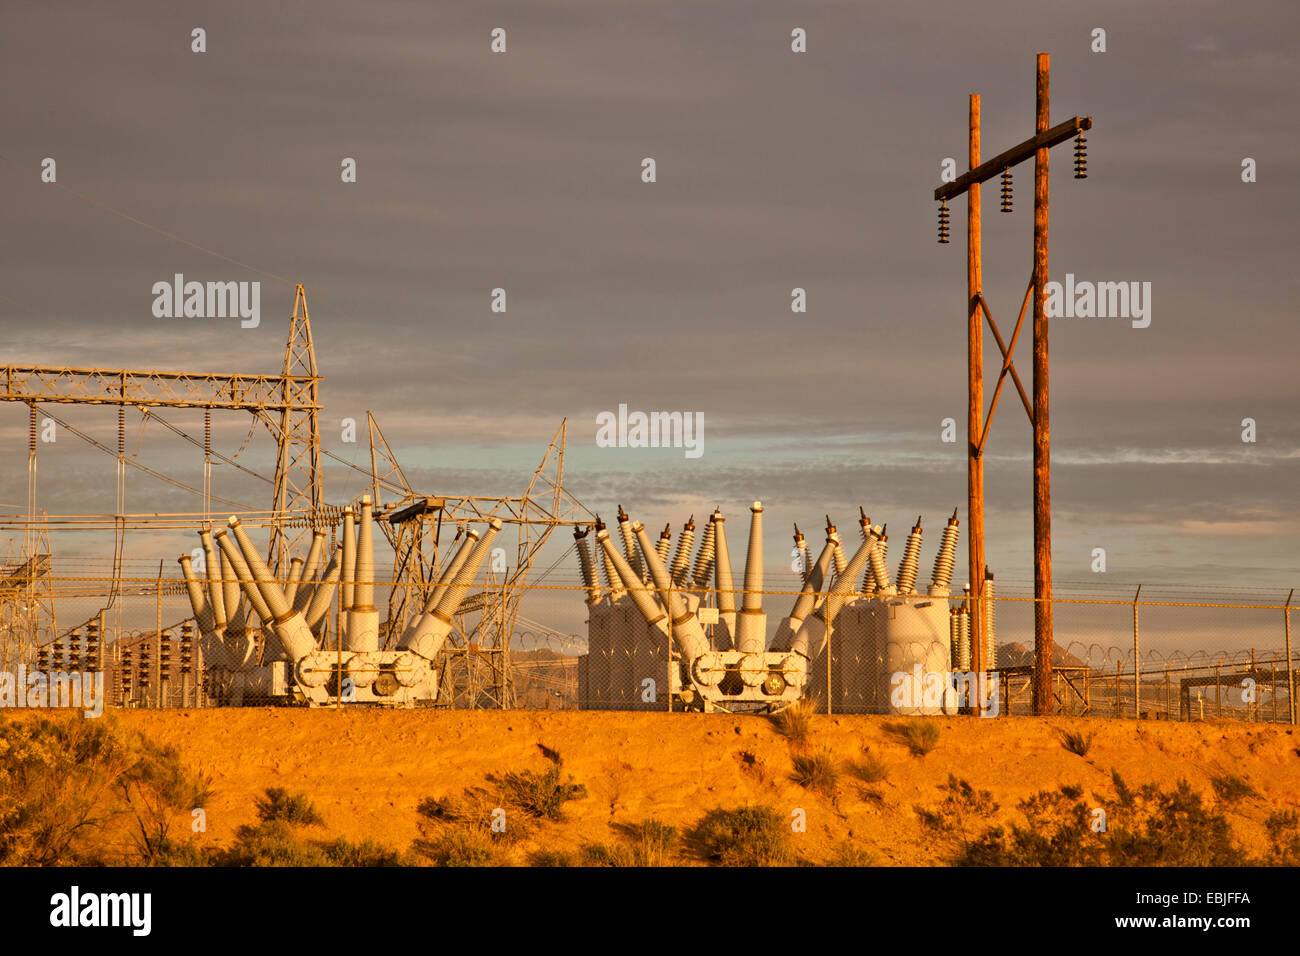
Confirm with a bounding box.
[849,749,889,784]
[791,748,839,799]
[890,719,940,756]
[771,698,817,747]
[1059,730,1093,757]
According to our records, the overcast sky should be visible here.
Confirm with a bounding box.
[1,1,1296,652]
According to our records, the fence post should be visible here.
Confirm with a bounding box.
[1131,585,1142,719]
[1286,589,1295,725]
[825,594,833,717]
[1250,648,1257,722]
[156,562,164,708]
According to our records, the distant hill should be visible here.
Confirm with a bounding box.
[997,641,1086,668]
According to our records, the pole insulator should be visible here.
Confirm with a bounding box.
[937,200,951,243]
[1073,131,1087,179]
[1000,167,1013,213]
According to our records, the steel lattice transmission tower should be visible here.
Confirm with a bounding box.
[269,284,323,573]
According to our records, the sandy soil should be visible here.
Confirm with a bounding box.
[70,708,1298,865]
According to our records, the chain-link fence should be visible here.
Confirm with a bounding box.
[3,577,1294,723]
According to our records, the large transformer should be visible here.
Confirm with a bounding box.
[576,503,805,713]
[178,496,500,707]
[577,503,972,715]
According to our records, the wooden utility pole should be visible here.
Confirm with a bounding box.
[967,93,986,688]
[1031,54,1055,716]
[933,53,1091,716]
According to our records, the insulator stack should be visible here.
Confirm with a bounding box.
[594,517,624,598]
[857,510,874,591]
[1000,167,1013,212]
[573,526,601,602]
[655,523,672,564]
[691,517,716,588]
[793,524,812,585]
[827,517,847,577]
[930,508,960,591]
[670,517,694,585]
[117,407,125,455]
[937,200,950,243]
[86,621,101,670]
[949,609,959,669]
[204,408,211,455]
[896,517,923,594]
[180,621,194,675]
[28,405,36,454]
[869,527,892,592]
[952,607,972,671]
[617,506,644,582]
[983,571,997,668]
[1073,132,1087,179]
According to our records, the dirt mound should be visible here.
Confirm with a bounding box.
[7,709,1296,865]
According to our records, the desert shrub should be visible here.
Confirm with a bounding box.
[582,819,679,867]
[1059,730,1093,757]
[414,762,585,866]
[771,698,816,747]
[529,848,575,867]
[954,772,1248,867]
[219,820,329,866]
[828,840,874,866]
[416,829,503,867]
[694,806,795,867]
[1105,773,1242,866]
[322,837,410,867]
[0,716,211,866]
[413,789,523,864]
[958,787,1103,867]
[579,842,635,866]
[256,787,323,825]
[1208,773,1256,804]
[1264,811,1300,865]
[791,748,839,799]
[488,763,586,821]
[915,775,999,856]
[849,750,889,784]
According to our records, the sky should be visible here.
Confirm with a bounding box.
[1,0,1297,655]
